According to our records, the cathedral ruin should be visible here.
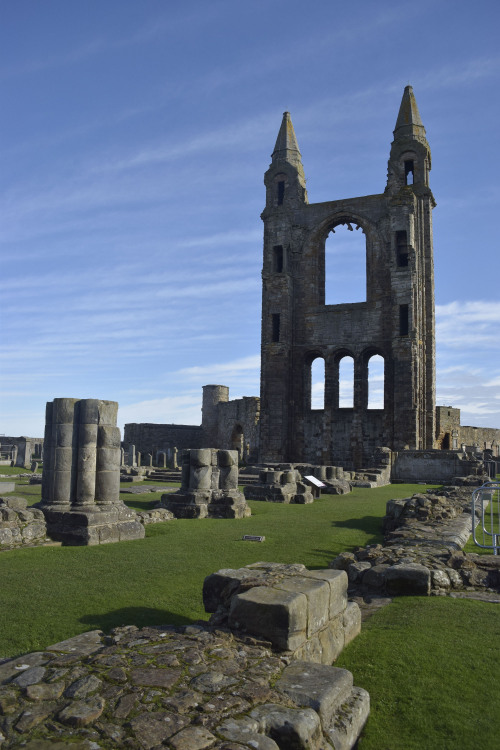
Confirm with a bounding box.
[259,86,435,468]
[120,86,498,469]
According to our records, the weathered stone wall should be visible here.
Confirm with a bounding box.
[123,423,203,458]
[459,425,500,454]
[391,449,486,483]
[435,406,460,449]
[331,485,500,595]
[259,87,436,469]
[435,406,500,454]
[0,436,43,466]
[216,396,260,462]
[124,386,260,463]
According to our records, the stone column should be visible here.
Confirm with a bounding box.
[96,415,121,506]
[50,398,79,506]
[128,444,136,467]
[39,398,144,545]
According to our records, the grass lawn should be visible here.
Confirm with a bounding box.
[1,480,499,749]
[336,596,500,750]
[0,482,437,657]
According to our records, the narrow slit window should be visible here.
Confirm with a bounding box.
[311,357,325,410]
[399,304,409,336]
[396,230,408,267]
[339,356,354,407]
[404,160,414,185]
[368,355,384,409]
[272,313,280,342]
[277,181,285,205]
[273,245,284,273]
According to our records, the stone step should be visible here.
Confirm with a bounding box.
[147,471,181,482]
[276,661,370,749]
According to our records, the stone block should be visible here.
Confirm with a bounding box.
[228,586,308,651]
[348,561,372,583]
[363,564,389,589]
[343,602,362,646]
[325,686,370,750]
[250,704,322,750]
[275,575,330,637]
[293,633,323,664]
[318,615,345,663]
[302,569,348,619]
[385,563,431,595]
[276,661,353,730]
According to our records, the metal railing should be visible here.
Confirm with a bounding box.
[471,482,500,555]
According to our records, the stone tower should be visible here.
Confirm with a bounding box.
[259,86,436,468]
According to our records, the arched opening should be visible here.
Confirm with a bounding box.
[311,357,325,410]
[367,354,384,409]
[230,424,244,458]
[325,222,366,304]
[339,356,354,407]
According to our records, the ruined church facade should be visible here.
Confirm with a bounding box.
[259,86,436,469]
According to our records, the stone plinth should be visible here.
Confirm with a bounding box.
[203,561,361,664]
[38,398,144,545]
[243,467,314,504]
[160,449,250,519]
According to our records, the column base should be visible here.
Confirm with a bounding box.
[37,503,145,545]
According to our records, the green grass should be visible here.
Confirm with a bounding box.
[1,482,499,749]
[0,465,32,477]
[337,596,500,750]
[0,483,435,657]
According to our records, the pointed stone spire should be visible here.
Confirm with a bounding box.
[393,85,427,142]
[271,111,303,168]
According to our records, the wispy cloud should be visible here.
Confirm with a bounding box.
[178,355,260,379]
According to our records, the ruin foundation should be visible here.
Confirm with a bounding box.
[160,448,251,519]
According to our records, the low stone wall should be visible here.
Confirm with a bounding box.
[204,561,361,665]
[330,487,500,595]
[391,449,485,483]
[0,495,48,549]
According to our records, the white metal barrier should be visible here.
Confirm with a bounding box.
[471,482,500,555]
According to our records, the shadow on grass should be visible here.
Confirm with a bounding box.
[80,606,199,633]
[332,515,382,534]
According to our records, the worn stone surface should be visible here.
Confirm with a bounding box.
[0,496,48,549]
[330,486,500,597]
[205,562,360,665]
[0,623,368,749]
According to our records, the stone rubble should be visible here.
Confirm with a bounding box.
[0,625,368,749]
[330,486,500,596]
[0,496,48,549]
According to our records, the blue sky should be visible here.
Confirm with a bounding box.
[1,0,499,439]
